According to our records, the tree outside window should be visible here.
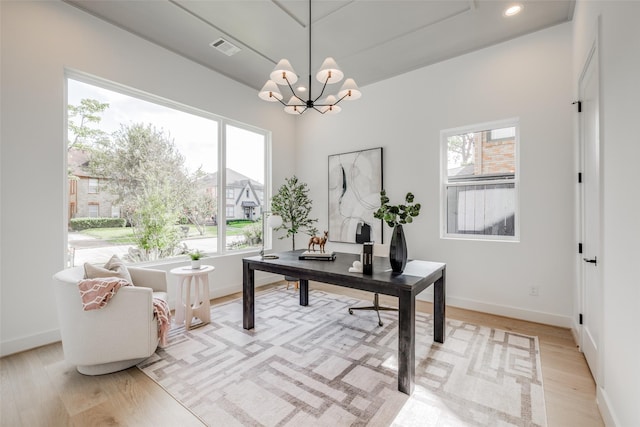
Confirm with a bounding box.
[67,77,268,265]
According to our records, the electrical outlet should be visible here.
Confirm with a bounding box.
[529,286,539,296]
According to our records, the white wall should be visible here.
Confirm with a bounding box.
[295,23,575,327]
[0,1,296,356]
[572,2,640,426]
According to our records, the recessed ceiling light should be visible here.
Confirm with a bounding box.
[504,4,523,17]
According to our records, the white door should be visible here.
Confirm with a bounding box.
[579,42,602,383]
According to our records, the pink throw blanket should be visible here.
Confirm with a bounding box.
[77,278,171,346]
[153,297,171,347]
[78,277,131,310]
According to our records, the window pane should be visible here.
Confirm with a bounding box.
[447,127,516,180]
[88,204,99,218]
[88,178,99,193]
[225,124,265,252]
[446,183,515,236]
[67,78,218,265]
[443,120,518,240]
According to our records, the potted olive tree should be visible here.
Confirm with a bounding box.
[270,176,318,284]
[270,176,318,251]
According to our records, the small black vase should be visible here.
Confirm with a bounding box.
[389,224,408,273]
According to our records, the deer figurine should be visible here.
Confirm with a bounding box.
[308,231,328,253]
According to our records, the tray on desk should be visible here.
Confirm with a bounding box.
[298,251,336,261]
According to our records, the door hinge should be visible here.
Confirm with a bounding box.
[579,313,583,325]
[572,100,582,112]
[578,172,582,183]
[578,243,583,254]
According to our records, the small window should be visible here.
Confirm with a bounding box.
[88,203,99,218]
[246,189,249,198]
[226,188,234,200]
[111,205,120,218]
[226,206,235,218]
[88,178,99,194]
[441,119,519,240]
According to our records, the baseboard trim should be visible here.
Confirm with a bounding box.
[417,294,573,328]
[210,273,282,299]
[597,386,620,427]
[1,328,61,358]
[570,319,581,349]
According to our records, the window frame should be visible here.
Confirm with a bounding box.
[65,70,273,264]
[440,118,520,242]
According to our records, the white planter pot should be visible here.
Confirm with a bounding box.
[191,260,201,269]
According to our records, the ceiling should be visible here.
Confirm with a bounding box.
[64,0,575,97]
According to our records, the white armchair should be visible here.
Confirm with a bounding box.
[53,265,168,375]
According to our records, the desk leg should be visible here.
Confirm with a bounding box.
[243,262,254,330]
[299,279,309,306]
[434,268,446,343]
[397,290,415,395]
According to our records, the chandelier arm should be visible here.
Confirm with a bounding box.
[281,76,306,104]
[332,92,350,106]
[313,76,331,103]
[274,96,288,107]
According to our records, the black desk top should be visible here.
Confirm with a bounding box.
[244,250,445,296]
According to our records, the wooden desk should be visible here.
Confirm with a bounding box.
[242,250,446,395]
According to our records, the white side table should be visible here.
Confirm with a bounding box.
[170,265,214,329]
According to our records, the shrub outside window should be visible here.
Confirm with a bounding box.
[441,119,519,241]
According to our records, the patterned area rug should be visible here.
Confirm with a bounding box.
[138,287,546,426]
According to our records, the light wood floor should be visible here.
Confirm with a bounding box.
[1,282,604,427]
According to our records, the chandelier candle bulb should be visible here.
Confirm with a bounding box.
[258,80,283,102]
[270,59,298,85]
[338,78,362,100]
[316,57,344,84]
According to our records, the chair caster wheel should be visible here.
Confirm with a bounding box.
[378,321,383,327]
[348,309,353,315]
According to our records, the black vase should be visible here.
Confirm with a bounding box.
[389,224,408,273]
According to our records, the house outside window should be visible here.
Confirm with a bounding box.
[226,188,234,200]
[226,206,235,218]
[441,118,519,240]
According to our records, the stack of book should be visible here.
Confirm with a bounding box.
[298,251,336,261]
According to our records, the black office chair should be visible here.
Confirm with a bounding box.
[348,243,398,326]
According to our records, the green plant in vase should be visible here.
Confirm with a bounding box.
[189,249,203,269]
[373,190,421,273]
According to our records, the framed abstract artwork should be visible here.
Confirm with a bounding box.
[328,147,383,244]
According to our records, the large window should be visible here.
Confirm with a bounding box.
[441,119,519,240]
[66,75,269,266]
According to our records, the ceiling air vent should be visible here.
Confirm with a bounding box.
[210,38,241,57]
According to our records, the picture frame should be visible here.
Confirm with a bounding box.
[328,147,383,244]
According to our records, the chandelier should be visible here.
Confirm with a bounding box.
[258,0,361,115]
